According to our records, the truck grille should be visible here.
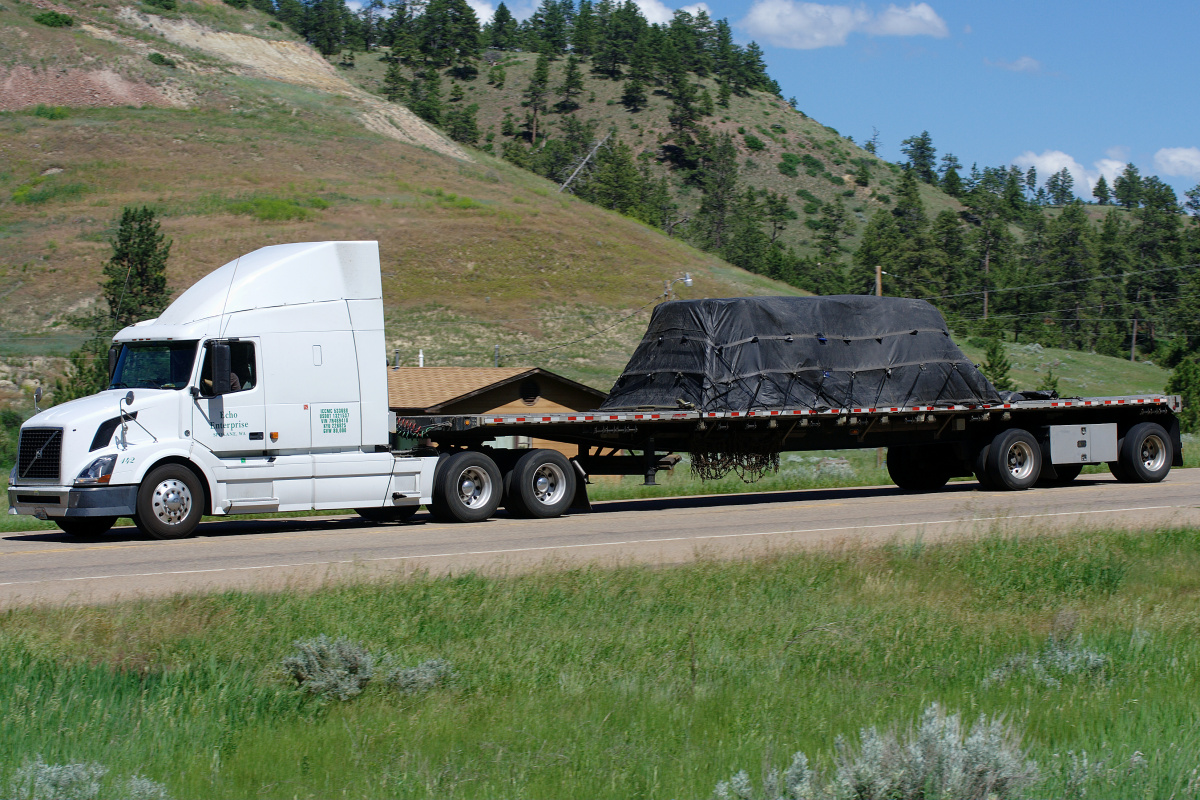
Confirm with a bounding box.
[17,427,62,482]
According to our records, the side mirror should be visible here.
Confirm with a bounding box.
[212,343,232,395]
[124,391,135,406]
[34,386,42,403]
[108,346,119,381]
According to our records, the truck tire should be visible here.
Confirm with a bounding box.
[1113,422,1172,483]
[886,445,951,491]
[56,516,117,539]
[355,506,419,523]
[135,463,204,539]
[972,443,998,489]
[430,451,502,523]
[508,449,576,518]
[984,429,1041,491]
[1037,463,1083,486]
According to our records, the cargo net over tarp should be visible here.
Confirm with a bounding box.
[601,295,1001,481]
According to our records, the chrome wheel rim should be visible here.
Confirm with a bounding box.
[1005,441,1036,481]
[1141,435,1166,472]
[152,478,193,526]
[530,462,567,507]
[457,467,492,508]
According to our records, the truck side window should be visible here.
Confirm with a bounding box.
[199,341,256,396]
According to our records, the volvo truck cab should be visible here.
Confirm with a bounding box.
[9,241,434,539]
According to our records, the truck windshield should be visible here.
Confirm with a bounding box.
[109,341,199,391]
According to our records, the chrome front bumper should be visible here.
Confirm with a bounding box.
[8,485,138,519]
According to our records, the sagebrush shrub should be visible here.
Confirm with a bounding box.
[33,11,73,27]
[985,635,1108,689]
[11,756,106,800]
[281,635,374,700]
[386,658,455,695]
[713,704,1036,800]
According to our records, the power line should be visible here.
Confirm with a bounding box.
[916,262,1198,302]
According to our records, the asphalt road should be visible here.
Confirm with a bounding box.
[3,469,1199,608]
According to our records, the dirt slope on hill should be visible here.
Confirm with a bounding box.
[114,8,468,160]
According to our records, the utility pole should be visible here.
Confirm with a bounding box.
[875,265,882,297]
[1130,318,1137,362]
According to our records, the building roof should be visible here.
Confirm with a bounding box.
[387,366,607,412]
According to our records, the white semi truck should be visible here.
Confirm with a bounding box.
[8,241,1184,539]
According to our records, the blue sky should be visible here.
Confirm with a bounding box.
[468,0,1200,202]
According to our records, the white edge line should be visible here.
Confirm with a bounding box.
[0,505,1184,589]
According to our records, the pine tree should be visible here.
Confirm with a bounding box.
[1045,168,1075,205]
[1044,201,1099,348]
[488,2,518,50]
[555,54,584,111]
[572,0,597,57]
[854,160,871,187]
[419,0,479,71]
[408,69,443,125]
[102,206,172,329]
[382,59,408,101]
[58,207,173,402]
[982,338,1014,392]
[1113,162,1142,209]
[690,133,740,251]
[761,190,796,243]
[523,52,551,142]
[620,76,647,111]
[306,0,347,56]
[1092,174,1111,205]
[445,103,480,144]
[900,130,937,184]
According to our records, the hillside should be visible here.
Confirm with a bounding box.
[0,0,1179,410]
[0,0,808,400]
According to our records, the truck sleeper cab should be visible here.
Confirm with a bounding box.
[9,241,434,539]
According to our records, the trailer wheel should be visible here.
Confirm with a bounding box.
[886,445,951,492]
[355,506,419,523]
[56,516,117,539]
[985,429,1041,491]
[1037,463,1083,486]
[430,451,502,523]
[135,463,204,539]
[509,450,576,518]
[972,444,998,489]
[1113,422,1172,483]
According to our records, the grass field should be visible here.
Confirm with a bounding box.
[3,525,1200,798]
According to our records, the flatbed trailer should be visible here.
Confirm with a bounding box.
[399,392,1184,514]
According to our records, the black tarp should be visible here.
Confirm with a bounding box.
[600,296,1001,412]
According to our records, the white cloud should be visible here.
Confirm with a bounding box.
[634,0,710,24]
[864,3,947,37]
[985,55,1041,73]
[738,1,946,50]
[1154,147,1200,179]
[467,0,495,23]
[1012,150,1147,196]
[1105,145,1129,161]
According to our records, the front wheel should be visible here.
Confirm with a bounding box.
[430,451,502,523]
[56,516,117,539]
[985,428,1041,491]
[135,464,205,539]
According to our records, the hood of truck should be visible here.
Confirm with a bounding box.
[18,390,186,483]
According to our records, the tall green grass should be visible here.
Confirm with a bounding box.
[3,526,1200,797]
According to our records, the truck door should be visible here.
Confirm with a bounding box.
[192,339,266,455]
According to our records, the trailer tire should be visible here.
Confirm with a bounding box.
[509,450,576,518]
[1113,422,1172,483]
[1037,463,1083,486]
[135,463,204,539]
[430,451,502,523]
[56,516,117,539]
[886,445,951,491]
[972,444,998,489]
[985,429,1041,491]
[355,506,419,523]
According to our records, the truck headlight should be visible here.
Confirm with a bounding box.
[75,455,117,486]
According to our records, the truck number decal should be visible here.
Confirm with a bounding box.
[319,407,349,435]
